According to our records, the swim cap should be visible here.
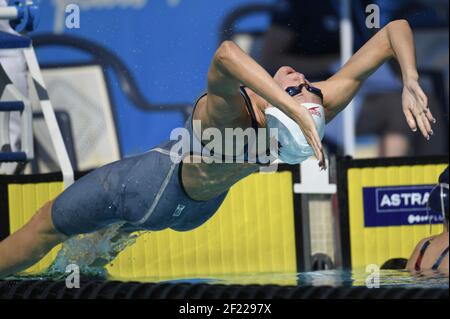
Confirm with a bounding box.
[265,103,325,164]
[429,167,449,224]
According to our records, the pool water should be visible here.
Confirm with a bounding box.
[107,269,448,289]
[9,269,448,289]
[6,225,449,289]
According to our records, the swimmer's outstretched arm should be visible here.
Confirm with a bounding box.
[206,41,325,166]
[314,19,435,140]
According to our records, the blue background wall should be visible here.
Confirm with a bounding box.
[34,0,274,156]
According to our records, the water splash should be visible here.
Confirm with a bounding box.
[44,223,144,279]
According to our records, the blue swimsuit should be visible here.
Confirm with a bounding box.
[51,89,258,236]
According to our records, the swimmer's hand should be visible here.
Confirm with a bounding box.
[291,107,326,170]
[402,79,436,140]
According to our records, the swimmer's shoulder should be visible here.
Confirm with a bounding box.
[406,235,438,270]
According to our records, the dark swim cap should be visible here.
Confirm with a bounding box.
[428,167,449,224]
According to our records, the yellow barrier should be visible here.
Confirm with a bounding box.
[2,170,298,283]
[338,157,447,269]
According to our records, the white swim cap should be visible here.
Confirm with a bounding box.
[265,103,325,164]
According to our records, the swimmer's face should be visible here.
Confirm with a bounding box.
[273,66,322,105]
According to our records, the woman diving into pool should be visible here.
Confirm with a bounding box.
[0,20,435,278]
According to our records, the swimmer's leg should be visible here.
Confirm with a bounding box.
[0,201,68,278]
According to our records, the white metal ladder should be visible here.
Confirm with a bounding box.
[0,30,74,189]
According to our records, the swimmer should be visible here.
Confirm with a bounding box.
[0,20,436,278]
[407,167,449,273]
